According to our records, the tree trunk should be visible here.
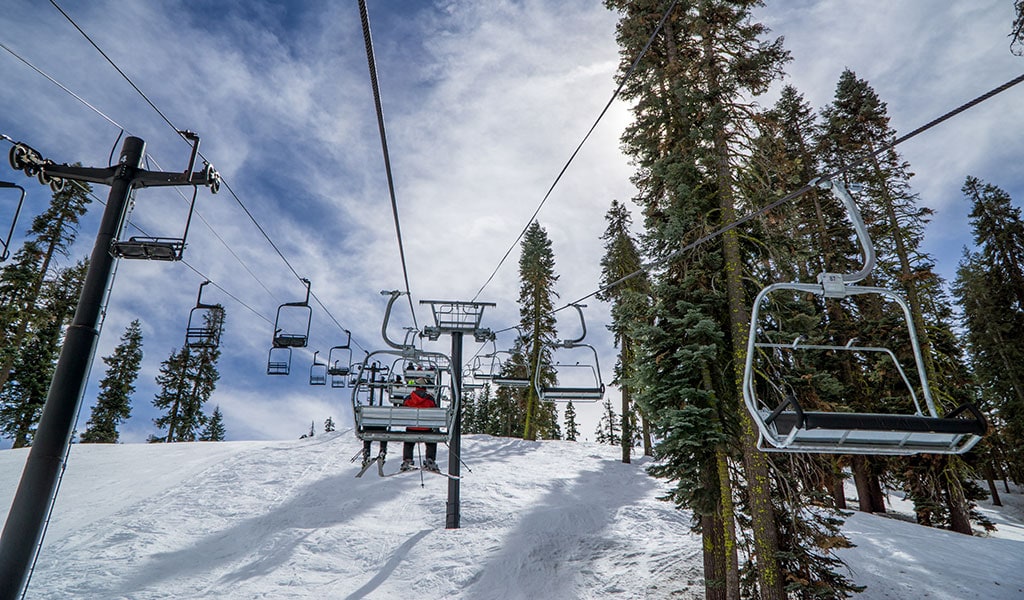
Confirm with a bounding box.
[827,458,848,510]
[717,147,786,600]
[716,448,740,600]
[852,456,875,513]
[944,477,973,535]
[868,470,887,513]
[985,462,1002,506]
[621,338,633,464]
[702,512,727,600]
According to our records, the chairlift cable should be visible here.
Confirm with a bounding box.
[48,0,188,145]
[146,155,279,304]
[489,71,1024,334]
[310,290,366,353]
[357,0,419,330]
[470,0,681,303]
[63,178,276,327]
[0,41,128,133]
[41,2,366,348]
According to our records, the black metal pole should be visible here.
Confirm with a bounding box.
[0,137,144,600]
[446,331,463,529]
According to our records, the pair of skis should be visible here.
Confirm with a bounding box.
[354,455,460,479]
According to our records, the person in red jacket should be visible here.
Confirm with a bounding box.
[401,378,440,472]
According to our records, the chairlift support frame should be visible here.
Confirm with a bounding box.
[742,180,985,455]
[108,131,219,261]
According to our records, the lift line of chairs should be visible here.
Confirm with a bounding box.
[254,180,987,457]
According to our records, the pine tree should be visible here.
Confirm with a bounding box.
[0,261,86,447]
[954,176,1024,481]
[594,398,621,446]
[460,389,477,433]
[606,1,794,596]
[0,179,92,392]
[200,406,226,441]
[517,221,559,440]
[598,199,652,462]
[81,320,144,444]
[563,400,579,441]
[324,416,336,433]
[152,308,225,442]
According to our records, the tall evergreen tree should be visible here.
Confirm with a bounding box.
[594,398,621,446]
[0,179,92,392]
[598,199,652,462]
[0,261,85,447]
[81,320,144,444]
[954,176,1024,481]
[605,1,795,596]
[516,221,559,440]
[152,308,225,443]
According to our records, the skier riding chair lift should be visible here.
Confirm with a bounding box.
[350,291,457,476]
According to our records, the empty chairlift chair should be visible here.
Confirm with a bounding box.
[536,304,605,402]
[0,180,27,261]
[327,333,353,388]
[184,281,225,349]
[267,278,313,376]
[741,180,986,455]
[309,351,327,386]
[478,339,533,389]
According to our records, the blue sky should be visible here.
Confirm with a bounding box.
[0,0,1021,447]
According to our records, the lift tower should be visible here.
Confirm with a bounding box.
[419,299,494,529]
[0,136,218,600]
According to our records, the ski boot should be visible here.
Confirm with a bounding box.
[422,458,440,473]
[400,459,416,472]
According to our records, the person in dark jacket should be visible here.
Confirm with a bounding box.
[401,378,439,472]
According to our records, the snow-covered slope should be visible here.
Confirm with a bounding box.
[1,433,1022,599]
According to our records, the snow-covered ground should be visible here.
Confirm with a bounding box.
[1,433,1022,599]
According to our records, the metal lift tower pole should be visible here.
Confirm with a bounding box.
[0,135,217,599]
[0,137,143,599]
[447,330,464,529]
[419,299,493,530]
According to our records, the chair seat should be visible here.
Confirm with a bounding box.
[763,405,985,454]
[355,406,450,443]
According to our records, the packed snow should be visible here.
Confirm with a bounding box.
[1,433,1022,599]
